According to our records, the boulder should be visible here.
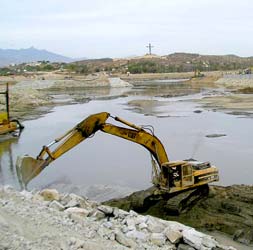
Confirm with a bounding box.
[163,226,183,244]
[65,207,90,217]
[150,233,166,246]
[40,189,60,201]
[89,209,106,220]
[97,205,114,216]
[146,216,166,233]
[61,193,90,209]
[138,222,148,230]
[49,200,65,211]
[125,230,148,242]
[113,207,129,219]
[183,228,217,249]
[115,232,136,248]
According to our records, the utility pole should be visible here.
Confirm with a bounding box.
[146,43,154,55]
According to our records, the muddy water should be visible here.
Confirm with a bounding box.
[0,81,253,192]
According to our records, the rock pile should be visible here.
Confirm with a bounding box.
[0,186,236,250]
[216,76,253,87]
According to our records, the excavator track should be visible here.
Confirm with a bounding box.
[165,184,209,215]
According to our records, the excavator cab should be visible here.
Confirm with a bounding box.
[161,162,193,190]
[161,160,218,193]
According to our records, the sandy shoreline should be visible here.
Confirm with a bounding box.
[0,71,252,122]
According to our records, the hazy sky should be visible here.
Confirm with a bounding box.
[1,0,252,58]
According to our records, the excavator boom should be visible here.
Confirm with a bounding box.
[100,124,168,166]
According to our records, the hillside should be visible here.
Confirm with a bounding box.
[0,47,72,67]
[75,53,253,74]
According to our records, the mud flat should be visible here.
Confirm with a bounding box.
[0,71,223,121]
[0,73,132,120]
[197,74,253,116]
[196,93,253,117]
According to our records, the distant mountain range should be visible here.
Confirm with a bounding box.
[0,47,73,67]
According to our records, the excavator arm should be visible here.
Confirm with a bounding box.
[16,112,169,187]
[100,124,168,166]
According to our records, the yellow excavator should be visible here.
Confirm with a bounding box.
[16,112,219,202]
[0,83,24,138]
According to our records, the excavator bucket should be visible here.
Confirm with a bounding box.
[16,155,47,187]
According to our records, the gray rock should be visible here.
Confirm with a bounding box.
[183,228,217,250]
[150,233,166,246]
[146,220,165,233]
[125,229,148,242]
[49,200,65,211]
[163,226,182,244]
[65,207,90,217]
[97,205,113,215]
[125,217,137,228]
[40,189,60,201]
[129,210,138,217]
[134,215,147,225]
[62,193,90,209]
[89,209,106,220]
[138,222,148,230]
[115,232,136,248]
[113,207,129,219]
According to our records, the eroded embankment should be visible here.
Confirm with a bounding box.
[104,185,253,247]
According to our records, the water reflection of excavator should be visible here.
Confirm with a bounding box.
[16,112,219,212]
[0,137,20,186]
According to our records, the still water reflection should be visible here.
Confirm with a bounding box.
[0,82,253,190]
